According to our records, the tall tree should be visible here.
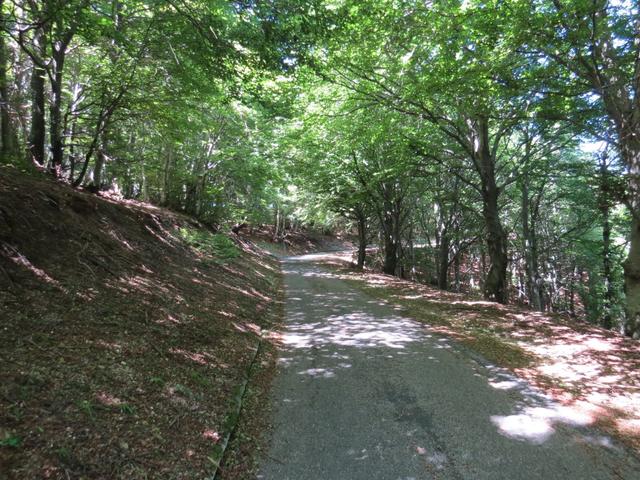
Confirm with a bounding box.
[519,0,640,337]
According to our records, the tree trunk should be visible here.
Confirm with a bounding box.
[274,205,280,241]
[382,231,398,275]
[379,198,401,276]
[93,125,113,191]
[356,211,367,269]
[596,81,640,336]
[141,161,149,202]
[624,215,640,338]
[0,5,15,163]
[617,130,640,338]
[161,144,173,206]
[598,156,614,329]
[521,176,543,310]
[28,60,46,166]
[438,230,449,290]
[49,51,65,176]
[602,206,614,329]
[93,147,106,191]
[471,116,508,303]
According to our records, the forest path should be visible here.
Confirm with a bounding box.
[258,254,639,480]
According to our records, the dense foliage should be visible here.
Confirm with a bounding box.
[1,0,638,336]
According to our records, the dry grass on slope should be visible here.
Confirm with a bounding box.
[0,168,283,480]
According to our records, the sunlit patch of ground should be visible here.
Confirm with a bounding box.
[315,254,640,453]
[0,169,284,480]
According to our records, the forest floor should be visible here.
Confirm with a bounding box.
[0,167,285,480]
[314,252,640,455]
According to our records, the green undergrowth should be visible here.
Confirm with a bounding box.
[179,227,240,261]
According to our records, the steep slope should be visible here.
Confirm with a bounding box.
[0,167,283,479]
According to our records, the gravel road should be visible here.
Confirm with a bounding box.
[258,254,640,479]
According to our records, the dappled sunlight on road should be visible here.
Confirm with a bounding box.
[261,254,640,480]
[282,312,424,350]
[320,255,640,451]
[490,404,597,445]
[480,361,622,449]
[282,256,619,449]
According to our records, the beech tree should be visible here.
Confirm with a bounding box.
[0,0,634,334]
[514,0,640,337]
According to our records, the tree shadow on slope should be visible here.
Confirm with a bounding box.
[0,169,283,480]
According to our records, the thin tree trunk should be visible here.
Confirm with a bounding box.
[274,205,280,241]
[68,120,77,180]
[599,156,614,329]
[356,210,367,269]
[161,144,173,206]
[141,161,149,202]
[521,176,543,310]
[454,251,461,292]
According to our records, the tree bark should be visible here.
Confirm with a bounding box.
[49,63,64,175]
[28,59,46,166]
[92,146,106,191]
[521,175,543,310]
[161,144,173,206]
[356,209,367,269]
[470,116,508,303]
[624,216,640,338]
[598,156,614,329]
[0,3,15,163]
[437,229,450,290]
[382,231,398,275]
[49,25,75,176]
[607,117,640,337]
[380,196,402,276]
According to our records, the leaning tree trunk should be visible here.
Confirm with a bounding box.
[472,116,508,303]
